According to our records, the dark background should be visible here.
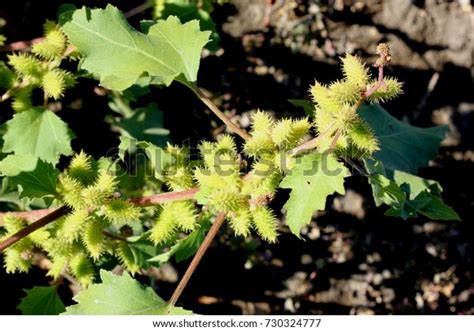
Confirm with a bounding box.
[0,0,472,314]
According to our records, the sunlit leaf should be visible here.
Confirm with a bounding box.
[61,5,210,90]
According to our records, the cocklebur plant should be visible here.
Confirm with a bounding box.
[310,49,402,157]
[1,20,75,108]
[0,5,460,315]
[153,0,228,52]
[194,134,280,242]
[1,152,141,286]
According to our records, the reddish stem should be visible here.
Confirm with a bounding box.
[0,208,59,222]
[0,206,71,252]
[168,212,226,308]
[364,66,384,98]
[0,37,44,52]
[129,188,199,206]
[0,188,199,253]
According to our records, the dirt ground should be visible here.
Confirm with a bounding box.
[0,0,473,314]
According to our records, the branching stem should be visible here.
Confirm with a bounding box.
[328,130,342,152]
[364,66,385,98]
[188,83,251,141]
[343,157,369,177]
[0,89,14,102]
[289,122,336,155]
[0,205,72,252]
[0,80,30,103]
[0,188,199,253]
[168,211,226,308]
[128,188,199,206]
[124,1,153,18]
[292,51,388,156]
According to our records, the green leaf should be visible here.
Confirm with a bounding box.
[118,136,134,161]
[0,61,15,89]
[117,103,170,146]
[2,108,74,164]
[0,177,52,209]
[61,5,211,90]
[0,154,58,198]
[0,154,39,177]
[288,99,315,117]
[118,137,174,180]
[385,190,460,221]
[158,2,220,51]
[364,160,459,220]
[364,159,441,205]
[412,192,460,220]
[148,218,211,264]
[389,169,442,199]
[17,286,65,315]
[119,234,164,270]
[359,104,447,173]
[367,172,406,208]
[280,153,349,236]
[63,270,192,315]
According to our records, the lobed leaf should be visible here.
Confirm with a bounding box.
[17,286,65,315]
[364,160,459,220]
[63,270,192,315]
[0,154,58,199]
[359,104,447,174]
[2,108,74,165]
[280,153,349,236]
[61,5,211,90]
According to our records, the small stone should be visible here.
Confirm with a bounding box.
[301,254,313,265]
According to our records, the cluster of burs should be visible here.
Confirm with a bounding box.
[0,52,401,287]
[311,54,401,155]
[0,21,75,108]
[1,152,143,286]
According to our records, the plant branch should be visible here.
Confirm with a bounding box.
[0,207,59,223]
[124,1,154,18]
[364,43,391,98]
[128,187,199,206]
[364,66,384,98]
[291,45,391,156]
[102,230,128,242]
[189,84,251,141]
[0,205,71,252]
[0,188,199,252]
[289,122,336,155]
[168,211,226,308]
[0,89,14,103]
[327,129,341,152]
[343,157,369,177]
[0,80,31,103]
